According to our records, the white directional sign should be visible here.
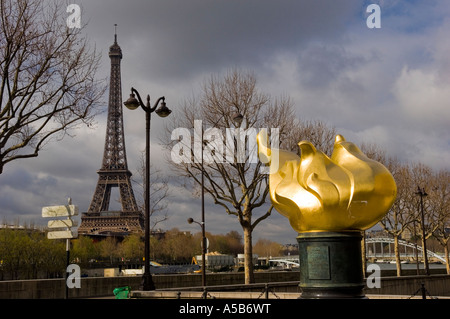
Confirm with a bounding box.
[43,200,78,240]
[47,230,75,239]
[42,205,79,218]
[48,219,78,228]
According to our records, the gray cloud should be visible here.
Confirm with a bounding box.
[297,43,368,88]
[84,0,361,83]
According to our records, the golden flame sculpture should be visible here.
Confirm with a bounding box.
[257,131,396,232]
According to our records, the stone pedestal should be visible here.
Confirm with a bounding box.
[297,231,365,299]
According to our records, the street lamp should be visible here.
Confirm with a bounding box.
[124,87,172,290]
[187,217,206,286]
[415,186,429,276]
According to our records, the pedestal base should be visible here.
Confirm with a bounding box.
[297,231,365,299]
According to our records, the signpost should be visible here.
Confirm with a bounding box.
[42,204,79,218]
[47,230,75,240]
[48,219,78,229]
[42,198,78,299]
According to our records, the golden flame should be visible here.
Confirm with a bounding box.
[257,131,397,232]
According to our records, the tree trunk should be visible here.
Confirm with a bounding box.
[445,242,450,275]
[420,235,430,275]
[394,236,402,277]
[243,226,255,284]
[361,232,366,278]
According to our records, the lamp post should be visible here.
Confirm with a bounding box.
[415,186,429,276]
[124,87,172,290]
[187,217,206,286]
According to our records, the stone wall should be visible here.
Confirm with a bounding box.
[0,271,449,299]
[0,271,297,299]
[366,274,450,297]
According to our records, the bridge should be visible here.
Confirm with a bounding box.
[263,237,446,268]
[366,237,445,263]
[268,258,299,268]
[365,237,446,263]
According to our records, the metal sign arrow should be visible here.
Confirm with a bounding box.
[48,219,78,228]
[42,205,79,218]
[47,230,75,240]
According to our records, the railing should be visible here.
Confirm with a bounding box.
[162,281,301,299]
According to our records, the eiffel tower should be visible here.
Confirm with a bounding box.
[78,29,144,236]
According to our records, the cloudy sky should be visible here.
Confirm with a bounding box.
[1,0,449,244]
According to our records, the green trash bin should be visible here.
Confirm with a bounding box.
[113,286,130,299]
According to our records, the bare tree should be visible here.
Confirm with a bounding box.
[379,159,416,276]
[410,163,441,273]
[164,69,296,283]
[285,119,336,157]
[360,141,387,164]
[429,169,450,274]
[164,69,339,283]
[253,238,284,258]
[380,161,445,275]
[0,0,105,174]
[358,143,434,277]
